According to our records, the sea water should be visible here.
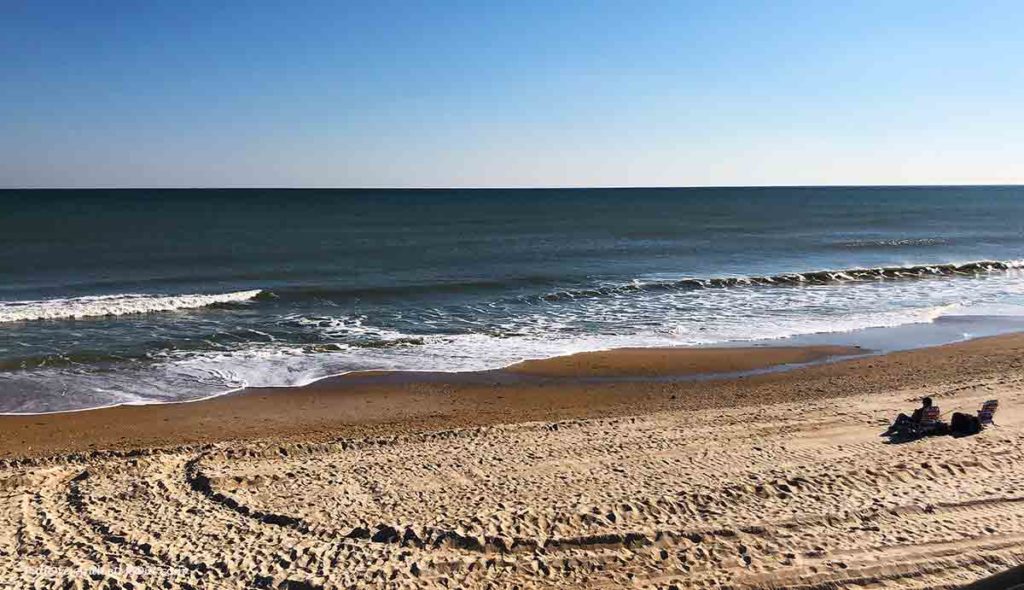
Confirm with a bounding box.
[2,186,1023,412]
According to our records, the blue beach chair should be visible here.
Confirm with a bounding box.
[978,400,999,427]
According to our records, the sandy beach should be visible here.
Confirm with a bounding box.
[2,336,1024,588]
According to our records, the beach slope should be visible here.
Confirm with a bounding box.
[1,336,1024,588]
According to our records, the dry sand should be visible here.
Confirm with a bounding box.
[2,337,1024,588]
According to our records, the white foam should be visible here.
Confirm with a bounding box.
[0,290,263,323]
[0,299,1005,415]
[122,303,972,388]
[6,263,1024,414]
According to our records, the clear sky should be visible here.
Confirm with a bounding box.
[2,0,1022,188]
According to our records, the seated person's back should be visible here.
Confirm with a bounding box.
[911,397,935,423]
[886,397,937,435]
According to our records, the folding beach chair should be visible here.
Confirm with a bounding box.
[978,400,999,427]
[914,405,944,436]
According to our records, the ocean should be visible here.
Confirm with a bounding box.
[2,186,1023,413]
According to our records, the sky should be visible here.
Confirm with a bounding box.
[1,0,1023,188]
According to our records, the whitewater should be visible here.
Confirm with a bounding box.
[0,290,264,323]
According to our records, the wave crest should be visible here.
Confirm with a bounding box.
[535,260,1024,302]
[837,237,950,248]
[0,289,264,323]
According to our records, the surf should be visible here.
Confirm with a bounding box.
[534,259,1024,303]
[0,289,264,323]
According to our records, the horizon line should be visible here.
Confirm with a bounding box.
[2,182,1023,191]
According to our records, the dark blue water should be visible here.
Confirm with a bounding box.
[2,186,1023,413]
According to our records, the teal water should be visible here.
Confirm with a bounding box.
[2,186,1023,413]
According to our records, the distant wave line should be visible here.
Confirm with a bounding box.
[221,259,1024,306]
[2,259,1021,323]
[531,259,1024,303]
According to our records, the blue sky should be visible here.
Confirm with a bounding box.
[2,0,1022,187]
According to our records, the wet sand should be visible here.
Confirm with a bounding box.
[2,335,1024,588]
[503,344,859,378]
[0,344,863,457]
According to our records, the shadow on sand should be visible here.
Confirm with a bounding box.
[963,563,1024,589]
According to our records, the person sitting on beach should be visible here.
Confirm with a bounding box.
[885,397,935,434]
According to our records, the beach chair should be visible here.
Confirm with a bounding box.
[915,406,944,436]
[890,405,944,440]
[978,400,999,427]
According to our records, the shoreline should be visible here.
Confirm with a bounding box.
[2,333,1023,459]
[6,306,1024,418]
[0,343,864,418]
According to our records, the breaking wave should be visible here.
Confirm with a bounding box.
[836,237,950,249]
[533,260,1024,302]
[0,289,264,323]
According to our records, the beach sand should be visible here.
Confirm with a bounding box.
[2,336,1024,588]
